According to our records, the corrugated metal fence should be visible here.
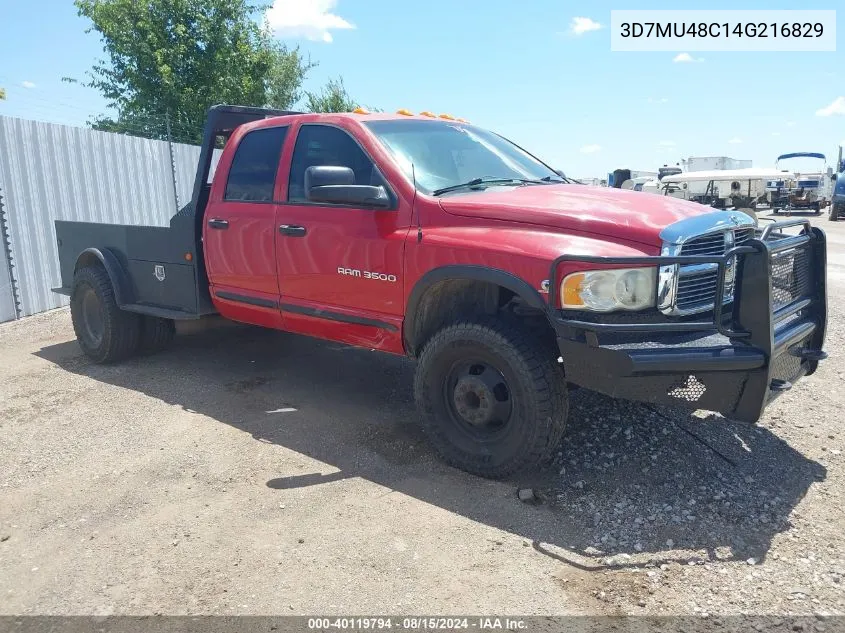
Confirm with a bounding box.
[0,115,207,322]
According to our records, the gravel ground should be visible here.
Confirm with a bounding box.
[1,212,843,617]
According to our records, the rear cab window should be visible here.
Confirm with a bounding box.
[224,126,288,202]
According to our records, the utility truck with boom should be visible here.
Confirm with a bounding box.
[53,106,829,478]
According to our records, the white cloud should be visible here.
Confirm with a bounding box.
[659,140,676,147]
[569,17,602,35]
[266,0,354,43]
[728,137,743,144]
[673,52,703,63]
[21,81,35,89]
[816,96,845,117]
[772,132,781,137]
[580,144,602,154]
[648,97,669,104]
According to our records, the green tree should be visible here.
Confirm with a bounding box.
[72,0,313,143]
[304,76,360,113]
[0,87,6,101]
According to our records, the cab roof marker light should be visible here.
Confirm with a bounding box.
[353,107,370,114]
[396,108,414,116]
[456,117,469,123]
[439,113,456,120]
[419,111,436,117]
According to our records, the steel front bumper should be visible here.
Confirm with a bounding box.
[547,220,827,423]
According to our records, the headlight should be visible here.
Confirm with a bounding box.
[561,267,657,312]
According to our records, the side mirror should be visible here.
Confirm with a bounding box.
[305,165,391,208]
[555,169,566,179]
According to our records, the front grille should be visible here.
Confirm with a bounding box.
[674,228,754,314]
[680,228,754,255]
[675,270,720,312]
[679,232,726,256]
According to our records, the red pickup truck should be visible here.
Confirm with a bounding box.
[53,105,828,478]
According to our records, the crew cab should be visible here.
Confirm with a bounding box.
[53,105,828,478]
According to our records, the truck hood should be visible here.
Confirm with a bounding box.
[438,184,714,247]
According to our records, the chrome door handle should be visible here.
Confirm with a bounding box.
[279,225,307,237]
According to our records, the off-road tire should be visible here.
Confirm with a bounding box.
[139,316,176,354]
[414,317,568,479]
[70,265,141,363]
[830,202,844,222]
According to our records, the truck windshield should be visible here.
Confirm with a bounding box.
[363,120,563,194]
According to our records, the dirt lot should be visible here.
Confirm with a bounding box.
[1,212,844,617]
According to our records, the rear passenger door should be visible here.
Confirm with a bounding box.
[274,123,410,348]
[204,125,288,325]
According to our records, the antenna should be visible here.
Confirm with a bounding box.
[412,163,422,243]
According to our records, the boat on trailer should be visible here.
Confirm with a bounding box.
[769,152,832,214]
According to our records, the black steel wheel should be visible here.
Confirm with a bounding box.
[79,285,105,348]
[70,266,141,363]
[445,359,514,441]
[414,317,568,478]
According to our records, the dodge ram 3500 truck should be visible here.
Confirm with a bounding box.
[53,105,828,478]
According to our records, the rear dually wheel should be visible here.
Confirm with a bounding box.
[70,266,141,363]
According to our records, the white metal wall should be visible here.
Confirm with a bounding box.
[0,115,207,321]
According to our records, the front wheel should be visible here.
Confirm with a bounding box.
[831,202,844,221]
[70,266,141,363]
[414,318,568,478]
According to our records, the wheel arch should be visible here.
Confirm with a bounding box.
[74,248,133,306]
[404,265,549,356]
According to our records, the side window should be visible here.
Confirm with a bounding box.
[288,125,385,203]
[224,126,288,202]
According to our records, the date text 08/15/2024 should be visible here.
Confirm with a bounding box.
[307,617,527,630]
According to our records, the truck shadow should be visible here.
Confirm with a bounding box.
[35,324,825,571]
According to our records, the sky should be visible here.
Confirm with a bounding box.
[0,0,843,179]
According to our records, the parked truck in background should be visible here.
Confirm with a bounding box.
[53,106,829,478]
[830,146,844,222]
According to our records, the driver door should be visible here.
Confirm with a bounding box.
[274,123,412,350]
